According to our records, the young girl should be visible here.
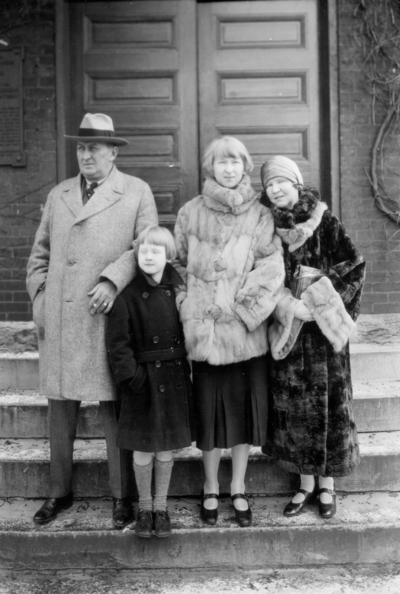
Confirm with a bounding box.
[261,156,366,518]
[106,226,196,538]
[174,136,284,526]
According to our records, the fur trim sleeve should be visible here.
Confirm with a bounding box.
[268,289,302,360]
[232,215,285,331]
[173,206,190,308]
[302,276,355,352]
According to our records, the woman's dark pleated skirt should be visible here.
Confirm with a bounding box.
[192,355,268,451]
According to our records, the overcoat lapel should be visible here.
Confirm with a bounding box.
[61,167,124,224]
[60,175,83,219]
[75,167,124,224]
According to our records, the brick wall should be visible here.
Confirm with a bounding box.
[0,0,56,321]
[338,0,400,314]
[0,0,399,319]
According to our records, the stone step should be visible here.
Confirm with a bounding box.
[0,492,399,569]
[1,380,399,439]
[0,433,399,498]
[0,344,399,391]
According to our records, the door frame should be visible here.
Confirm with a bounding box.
[55,0,340,216]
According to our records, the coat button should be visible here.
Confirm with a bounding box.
[166,290,171,297]
[175,359,182,366]
[174,338,181,345]
[159,385,165,392]
[142,292,149,299]
[153,336,159,344]
[155,360,161,368]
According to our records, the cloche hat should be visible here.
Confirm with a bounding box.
[65,113,129,146]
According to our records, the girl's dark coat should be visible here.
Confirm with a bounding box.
[106,263,196,452]
[261,188,366,477]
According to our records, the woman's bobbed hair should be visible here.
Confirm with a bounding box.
[202,136,253,177]
[134,225,177,261]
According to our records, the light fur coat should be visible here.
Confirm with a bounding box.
[174,175,285,365]
[26,166,158,401]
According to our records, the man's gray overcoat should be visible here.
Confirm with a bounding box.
[26,166,158,401]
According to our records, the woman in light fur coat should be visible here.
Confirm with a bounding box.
[174,137,285,527]
[261,156,366,519]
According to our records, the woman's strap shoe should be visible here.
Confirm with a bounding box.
[231,493,252,527]
[318,488,336,519]
[283,488,314,517]
[200,490,219,525]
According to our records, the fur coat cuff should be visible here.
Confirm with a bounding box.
[233,249,285,332]
[302,276,355,352]
[268,289,302,360]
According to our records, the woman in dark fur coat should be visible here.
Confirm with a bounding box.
[260,156,366,519]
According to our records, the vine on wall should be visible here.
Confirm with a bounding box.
[354,0,400,224]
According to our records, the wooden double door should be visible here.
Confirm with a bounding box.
[66,0,323,224]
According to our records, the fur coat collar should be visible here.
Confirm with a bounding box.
[268,187,328,252]
[202,174,258,215]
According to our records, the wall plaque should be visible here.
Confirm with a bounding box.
[0,47,25,166]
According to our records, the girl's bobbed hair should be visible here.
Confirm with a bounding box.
[202,136,253,177]
[134,225,177,261]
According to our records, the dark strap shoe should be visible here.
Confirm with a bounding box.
[200,489,219,525]
[318,488,337,519]
[112,497,133,529]
[153,509,172,538]
[231,493,252,527]
[283,488,315,517]
[135,509,153,538]
[33,492,73,525]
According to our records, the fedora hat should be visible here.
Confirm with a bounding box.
[65,113,129,146]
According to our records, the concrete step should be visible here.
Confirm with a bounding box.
[353,381,400,432]
[0,433,399,498]
[1,344,399,390]
[0,391,102,438]
[0,381,399,438]
[350,343,400,381]
[0,492,398,569]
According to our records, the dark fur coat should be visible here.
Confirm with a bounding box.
[261,188,366,477]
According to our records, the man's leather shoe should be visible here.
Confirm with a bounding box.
[112,497,133,529]
[135,509,153,538]
[318,488,336,519]
[33,492,73,525]
[153,509,172,538]
[283,488,315,517]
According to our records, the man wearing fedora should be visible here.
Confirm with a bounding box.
[27,113,158,528]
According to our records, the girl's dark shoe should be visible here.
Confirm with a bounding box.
[283,488,314,517]
[135,509,153,538]
[231,493,252,527]
[318,488,336,519]
[153,509,172,537]
[200,489,219,525]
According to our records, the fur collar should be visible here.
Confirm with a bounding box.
[202,174,258,215]
[268,188,328,252]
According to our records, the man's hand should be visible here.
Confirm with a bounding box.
[294,300,314,322]
[88,280,117,315]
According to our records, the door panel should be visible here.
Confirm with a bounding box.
[68,0,199,225]
[67,0,321,217]
[198,1,320,190]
